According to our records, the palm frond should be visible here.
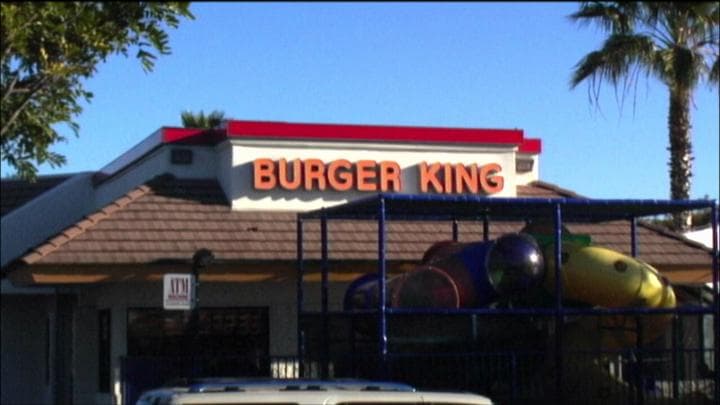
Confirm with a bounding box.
[569,1,718,230]
[570,34,656,89]
[180,109,225,129]
[180,110,200,127]
[709,55,720,83]
[569,1,642,34]
[207,110,226,128]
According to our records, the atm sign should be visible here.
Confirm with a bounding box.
[163,273,195,310]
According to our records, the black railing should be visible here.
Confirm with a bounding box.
[296,311,717,405]
[121,349,715,405]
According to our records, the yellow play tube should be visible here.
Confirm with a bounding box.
[543,242,676,348]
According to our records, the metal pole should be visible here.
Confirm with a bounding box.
[671,315,679,399]
[321,211,329,379]
[631,213,645,403]
[483,215,489,242]
[378,196,388,379]
[553,204,563,404]
[190,248,214,381]
[636,316,645,405]
[511,353,518,400]
[191,265,199,380]
[711,203,719,402]
[452,218,459,242]
[350,312,357,377]
[630,217,638,258]
[296,218,305,377]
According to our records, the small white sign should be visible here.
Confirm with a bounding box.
[163,273,195,310]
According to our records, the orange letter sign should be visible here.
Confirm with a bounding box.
[479,163,504,194]
[419,162,443,193]
[253,158,276,190]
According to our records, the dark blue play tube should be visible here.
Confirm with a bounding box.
[344,233,544,310]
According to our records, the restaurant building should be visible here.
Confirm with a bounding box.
[0,120,715,404]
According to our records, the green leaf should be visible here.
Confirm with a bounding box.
[1,2,194,179]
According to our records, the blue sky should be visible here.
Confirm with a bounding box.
[5,2,719,200]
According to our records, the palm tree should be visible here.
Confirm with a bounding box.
[180,110,226,129]
[569,2,719,231]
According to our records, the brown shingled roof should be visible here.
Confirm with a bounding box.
[517,181,585,198]
[8,175,713,284]
[1,175,73,217]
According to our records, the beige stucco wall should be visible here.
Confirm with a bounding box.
[69,274,350,404]
[1,294,54,405]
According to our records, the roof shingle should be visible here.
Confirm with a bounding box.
[1,175,73,217]
[9,175,711,277]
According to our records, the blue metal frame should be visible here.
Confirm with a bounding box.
[631,217,638,258]
[553,203,563,401]
[483,215,489,242]
[300,193,714,221]
[296,218,305,376]
[713,203,719,402]
[377,196,388,378]
[321,211,330,379]
[296,193,719,402]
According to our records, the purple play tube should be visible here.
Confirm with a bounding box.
[344,233,545,310]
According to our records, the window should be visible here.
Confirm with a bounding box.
[127,307,269,357]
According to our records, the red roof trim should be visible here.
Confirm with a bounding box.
[225,120,525,145]
[94,120,539,186]
[162,127,226,145]
[162,127,205,142]
[519,138,542,154]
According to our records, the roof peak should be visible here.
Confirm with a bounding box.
[95,119,541,183]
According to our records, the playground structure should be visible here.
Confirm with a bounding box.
[296,194,719,404]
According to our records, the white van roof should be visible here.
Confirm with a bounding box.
[136,379,493,405]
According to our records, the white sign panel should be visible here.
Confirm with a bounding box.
[163,273,195,310]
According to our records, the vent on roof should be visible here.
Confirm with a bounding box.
[516,157,534,173]
[171,148,193,165]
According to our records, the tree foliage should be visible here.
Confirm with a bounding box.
[645,207,713,231]
[1,2,194,180]
[569,2,719,231]
[180,110,226,129]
